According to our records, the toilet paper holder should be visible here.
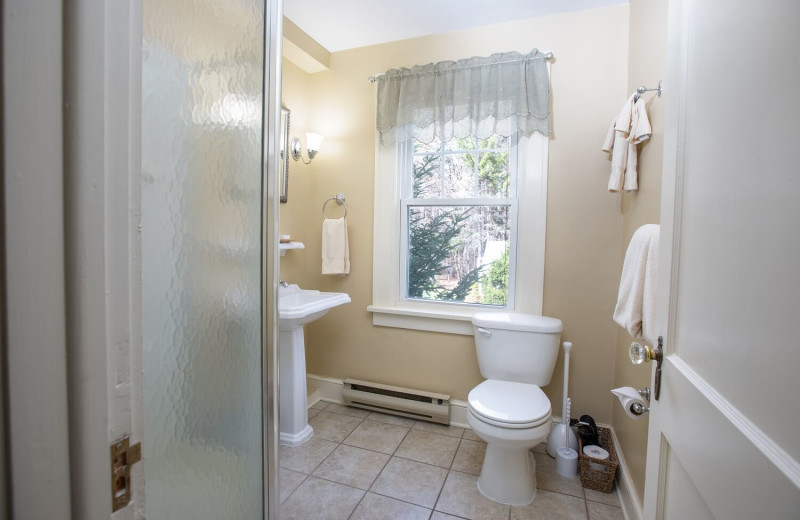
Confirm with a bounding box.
[633,387,650,414]
[612,386,651,417]
[629,387,650,415]
[630,401,649,416]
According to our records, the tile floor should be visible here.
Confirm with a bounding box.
[280,401,625,520]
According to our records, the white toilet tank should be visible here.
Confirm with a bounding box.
[472,312,563,386]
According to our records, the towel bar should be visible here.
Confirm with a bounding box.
[322,193,347,219]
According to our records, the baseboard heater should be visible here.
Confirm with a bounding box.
[342,378,451,425]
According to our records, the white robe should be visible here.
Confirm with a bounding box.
[603,94,652,192]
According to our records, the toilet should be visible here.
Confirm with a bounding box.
[467,312,563,506]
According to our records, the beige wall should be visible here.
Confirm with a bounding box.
[611,0,669,505]
[279,59,314,282]
[280,4,634,425]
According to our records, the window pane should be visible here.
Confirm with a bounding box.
[478,134,510,150]
[407,205,510,305]
[477,151,510,197]
[413,137,441,154]
[444,136,475,152]
[413,155,441,198]
[443,154,476,198]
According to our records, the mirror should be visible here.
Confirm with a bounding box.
[280,106,290,203]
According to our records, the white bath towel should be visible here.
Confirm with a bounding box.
[321,217,350,275]
[603,95,652,192]
[614,224,659,346]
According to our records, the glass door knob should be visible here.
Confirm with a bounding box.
[629,342,653,365]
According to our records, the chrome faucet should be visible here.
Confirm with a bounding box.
[279,280,289,288]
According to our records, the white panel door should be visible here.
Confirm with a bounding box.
[643,0,800,518]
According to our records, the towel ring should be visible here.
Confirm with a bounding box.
[322,193,348,219]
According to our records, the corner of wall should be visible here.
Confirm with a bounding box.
[610,0,669,507]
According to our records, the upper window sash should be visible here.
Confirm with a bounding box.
[401,136,519,201]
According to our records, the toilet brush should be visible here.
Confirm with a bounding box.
[547,341,578,458]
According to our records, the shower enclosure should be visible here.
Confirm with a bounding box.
[141,0,281,517]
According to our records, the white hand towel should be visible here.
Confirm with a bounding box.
[603,95,652,192]
[614,224,659,346]
[322,217,350,275]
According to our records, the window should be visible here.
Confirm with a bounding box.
[401,135,518,308]
[370,50,552,335]
[370,132,548,335]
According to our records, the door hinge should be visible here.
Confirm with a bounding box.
[111,435,142,512]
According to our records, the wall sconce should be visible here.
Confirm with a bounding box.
[291,132,324,164]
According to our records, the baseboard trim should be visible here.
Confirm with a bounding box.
[608,426,644,520]
[306,373,345,406]
[450,399,468,428]
[307,374,562,434]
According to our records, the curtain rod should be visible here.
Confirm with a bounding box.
[367,51,553,83]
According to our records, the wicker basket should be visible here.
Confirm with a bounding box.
[578,426,618,493]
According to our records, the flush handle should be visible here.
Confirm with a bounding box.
[476,327,492,337]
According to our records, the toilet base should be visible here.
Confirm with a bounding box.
[477,444,537,506]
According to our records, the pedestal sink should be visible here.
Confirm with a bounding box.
[278,284,350,446]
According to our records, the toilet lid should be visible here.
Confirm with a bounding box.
[468,380,551,427]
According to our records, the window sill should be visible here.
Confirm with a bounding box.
[368,304,506,335]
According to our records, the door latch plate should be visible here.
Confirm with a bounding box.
[111,436,142,512]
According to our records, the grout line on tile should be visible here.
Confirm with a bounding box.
[366,488,442,514]
[280,472,309,506]
[345,487,367,520]
[430,466,453,515]
[449,437,464,470]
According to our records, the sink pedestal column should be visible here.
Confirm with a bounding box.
[277,284,350,446]
[279,326,314,446]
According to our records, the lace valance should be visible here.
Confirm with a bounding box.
[376,49,551,144]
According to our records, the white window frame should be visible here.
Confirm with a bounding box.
[398,137,519,309]
[369,132,549,335]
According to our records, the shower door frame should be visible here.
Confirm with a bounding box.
[2,0,283,517]
[262,0,284,518]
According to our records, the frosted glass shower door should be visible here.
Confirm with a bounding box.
[141,0,269,517]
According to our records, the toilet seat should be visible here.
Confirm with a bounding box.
[468,380,551,429]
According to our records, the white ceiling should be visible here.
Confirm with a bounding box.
[284,0,626,53]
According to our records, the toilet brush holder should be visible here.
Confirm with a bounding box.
[548,342,579,457]
[547,422,578,457]
[555,447,579,478]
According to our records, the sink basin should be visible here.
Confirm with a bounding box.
[277,284,350,446]
[279,284,351,328]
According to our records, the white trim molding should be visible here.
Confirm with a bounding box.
[609,426,644,520]
[366,304,476,335]
[307,373,346,404]
[669,356,800,488]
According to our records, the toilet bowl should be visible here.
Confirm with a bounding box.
[467,380,552,505]
[468,312,562,505]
